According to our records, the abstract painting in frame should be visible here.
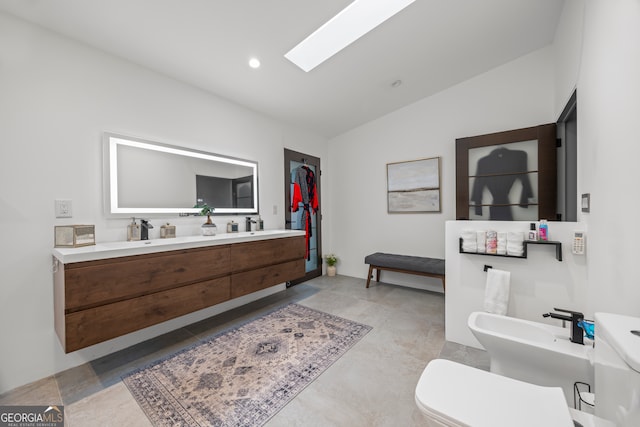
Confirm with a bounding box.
[387,157,441,213]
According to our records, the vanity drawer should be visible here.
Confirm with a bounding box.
[231,259,304,298]
[63,245,231,311]
[231,236,305,272]
[63,276,231,352]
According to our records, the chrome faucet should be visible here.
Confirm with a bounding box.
[543,308,584,345]
[140,219,153,240]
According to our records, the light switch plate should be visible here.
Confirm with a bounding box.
[581,193,590,213]
[55,199,72,218]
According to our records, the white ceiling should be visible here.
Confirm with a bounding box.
[0,0,566,137]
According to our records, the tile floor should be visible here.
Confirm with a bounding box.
[0,275,488,426]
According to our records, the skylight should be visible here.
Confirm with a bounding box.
[285,0,415,72]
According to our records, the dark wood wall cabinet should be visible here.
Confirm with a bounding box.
[54,235,305,352]
[456,123,557,221]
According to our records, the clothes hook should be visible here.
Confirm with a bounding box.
[483,264,493,272]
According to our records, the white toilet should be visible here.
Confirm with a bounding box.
[415,358,574,426]
[415,312,640,426]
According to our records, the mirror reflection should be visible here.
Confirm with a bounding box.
[105,133,258,215]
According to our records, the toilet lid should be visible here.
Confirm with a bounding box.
[415,359,574,427]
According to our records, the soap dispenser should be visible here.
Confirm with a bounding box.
[539,219,548,241]
[127,217,141,241]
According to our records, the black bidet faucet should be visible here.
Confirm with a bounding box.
[543,308,584,345]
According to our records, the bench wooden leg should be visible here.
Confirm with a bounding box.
[366,265,374,288]
[366,264,446,293]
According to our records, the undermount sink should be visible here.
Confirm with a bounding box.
[247,229,288,235]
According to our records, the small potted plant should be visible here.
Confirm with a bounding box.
[198,204,216,236]
[325,253,338,277]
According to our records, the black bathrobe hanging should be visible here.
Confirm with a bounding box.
[470,148,533,220]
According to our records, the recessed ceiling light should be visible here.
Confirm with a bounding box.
[249,58,261,69]
[285,0,415,72]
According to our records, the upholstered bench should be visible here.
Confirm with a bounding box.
[364,252,445,291]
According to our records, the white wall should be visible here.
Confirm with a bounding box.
[4,0,640,395]
[553,0,585,115]
[552,0,640,317]
[0,12,326,394]
[578,0,640,316]
[327,46,555,292]
[329,0,640,350]
[446,0,592,348]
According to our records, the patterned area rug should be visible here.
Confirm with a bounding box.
[123,303,372,426]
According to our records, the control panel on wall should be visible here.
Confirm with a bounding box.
[572,231,586,255]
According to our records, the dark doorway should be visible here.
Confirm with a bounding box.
[557,90,578,222]
[284,149,322,285]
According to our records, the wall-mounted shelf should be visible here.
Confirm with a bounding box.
[459,238,562,261]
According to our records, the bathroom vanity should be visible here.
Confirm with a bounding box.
[52,230,305,352]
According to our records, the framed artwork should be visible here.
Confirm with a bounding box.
[455,124,557,221]
[387,157,441,213]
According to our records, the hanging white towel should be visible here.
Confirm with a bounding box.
[484,269,511,315]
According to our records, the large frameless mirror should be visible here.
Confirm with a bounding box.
[104,133,258,215]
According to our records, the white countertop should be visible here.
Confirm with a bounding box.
[52,229,305,264]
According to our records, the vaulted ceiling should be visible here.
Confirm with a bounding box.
[0,0,566,137]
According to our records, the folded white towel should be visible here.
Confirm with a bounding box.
[496,232,507,254]
[507,231,525,256]
[461,230,477,252]
[507,231,524,242]
[476,231,486,253]
[484,269,511,315]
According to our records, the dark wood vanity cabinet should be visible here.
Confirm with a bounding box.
[230,237,307,298]
[54,236,305,352]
